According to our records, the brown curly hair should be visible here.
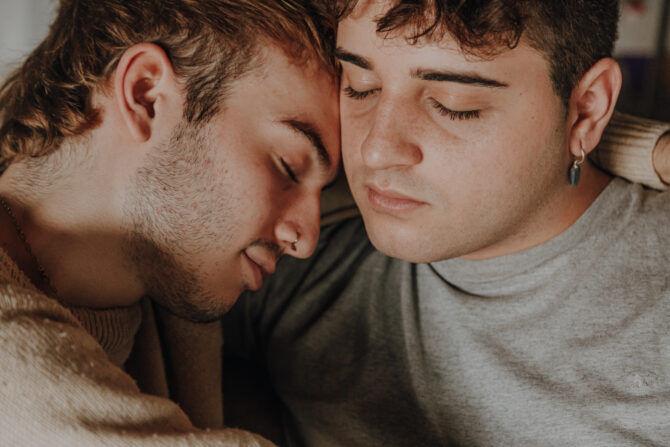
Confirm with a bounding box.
[0,0,337,169]
[338,0,620,105]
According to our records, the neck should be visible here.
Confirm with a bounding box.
[0,152,144,309]
[462,162,612,261]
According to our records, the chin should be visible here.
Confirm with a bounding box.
[362,210,480,263]
[362,214,440,264]
[162,285,241,323]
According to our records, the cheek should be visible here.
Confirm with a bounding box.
[415,118,557,220]
[341,115,365,171]
[235,161,278,220]
[444,102,558,177]
[203,154,274,234]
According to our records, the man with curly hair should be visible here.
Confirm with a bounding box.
[224,1,670,445]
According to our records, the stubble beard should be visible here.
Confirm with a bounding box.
[122,122,237,323]
[123,229,227,322]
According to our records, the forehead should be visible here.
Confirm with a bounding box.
[337,2,551,88]
[231,44,340,147]
[245,46,338,124]
[246,44,338,107]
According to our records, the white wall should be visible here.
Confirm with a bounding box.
[618,0,670,56]
[0,0,56,78]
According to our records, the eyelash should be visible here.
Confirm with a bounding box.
[279,158,299,184]
[343,86,379,100]
[429,98,481,121]
[344,86,480,121]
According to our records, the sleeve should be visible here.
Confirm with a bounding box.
[593,112,670,190]
[0,284,274,447]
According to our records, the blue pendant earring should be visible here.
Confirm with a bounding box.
[569,145,586,187]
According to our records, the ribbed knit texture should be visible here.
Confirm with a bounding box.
[594,112,670,190]
[0,248,274,446]
[69,304,142,366]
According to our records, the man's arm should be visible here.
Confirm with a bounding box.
[0,284,273,446]
[593,112,670,190]
[653,131,670,185]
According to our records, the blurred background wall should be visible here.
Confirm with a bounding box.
[618,0,670,120]
[0,0,56,78]
[1,0,669,120]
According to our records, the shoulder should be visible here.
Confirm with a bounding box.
[599,180,670,272]
[0,278,113,376]
[262,217,373,301]
[0,262,80,331]
[622,181,670,237]
[636,183,670,215]
[0,255,127,390]
[225,217,393,354]
[600,179,670,225]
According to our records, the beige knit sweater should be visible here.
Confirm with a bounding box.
[0,112,667,446]
[0,254,273,445]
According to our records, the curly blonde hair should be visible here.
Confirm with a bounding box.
[0,0,337,169]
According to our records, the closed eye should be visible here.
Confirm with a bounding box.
[343,85,380,100]
[280,158,299,183]
[429,98,481,121]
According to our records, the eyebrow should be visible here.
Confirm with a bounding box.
[336,47,508,89]
[335,48,373,70]
[281,119,332,172]
[412,69,509,88]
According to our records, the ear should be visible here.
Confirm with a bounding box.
[567,58,622,157]
[113,43,181,142]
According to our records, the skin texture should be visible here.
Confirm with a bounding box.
[0,43,340,321]
[337,1,619,263]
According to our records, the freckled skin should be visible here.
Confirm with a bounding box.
[338,3,611,263]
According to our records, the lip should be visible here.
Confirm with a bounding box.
[242,252,265,291]
[245,249,277,276]
[365,185,427,213]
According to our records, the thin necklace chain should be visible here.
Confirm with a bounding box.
[0,197,58,297]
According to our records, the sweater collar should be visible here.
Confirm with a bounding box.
[0,247,141,366]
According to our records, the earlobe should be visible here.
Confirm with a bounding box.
[113,43,178,143]
[567,58,622,157]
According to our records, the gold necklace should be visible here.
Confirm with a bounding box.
[0,197,58,296]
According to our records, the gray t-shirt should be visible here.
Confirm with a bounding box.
[224,178,670,447]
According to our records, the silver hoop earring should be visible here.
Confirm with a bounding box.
[569,147,587,186]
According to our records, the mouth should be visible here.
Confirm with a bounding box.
[242,250,277,291]
[365,185,427,214]
[242,253,265,291]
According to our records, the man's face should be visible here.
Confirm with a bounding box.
[337,3,570,263]
[125,45,340,321]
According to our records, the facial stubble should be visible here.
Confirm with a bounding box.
[123,122,240,322]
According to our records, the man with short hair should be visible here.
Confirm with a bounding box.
[0,0,340,444]
[224,1,670,445]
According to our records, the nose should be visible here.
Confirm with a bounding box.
[274,190,321,259]
[360,96,423,171]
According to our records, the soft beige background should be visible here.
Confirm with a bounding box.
[0,0,56,78]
